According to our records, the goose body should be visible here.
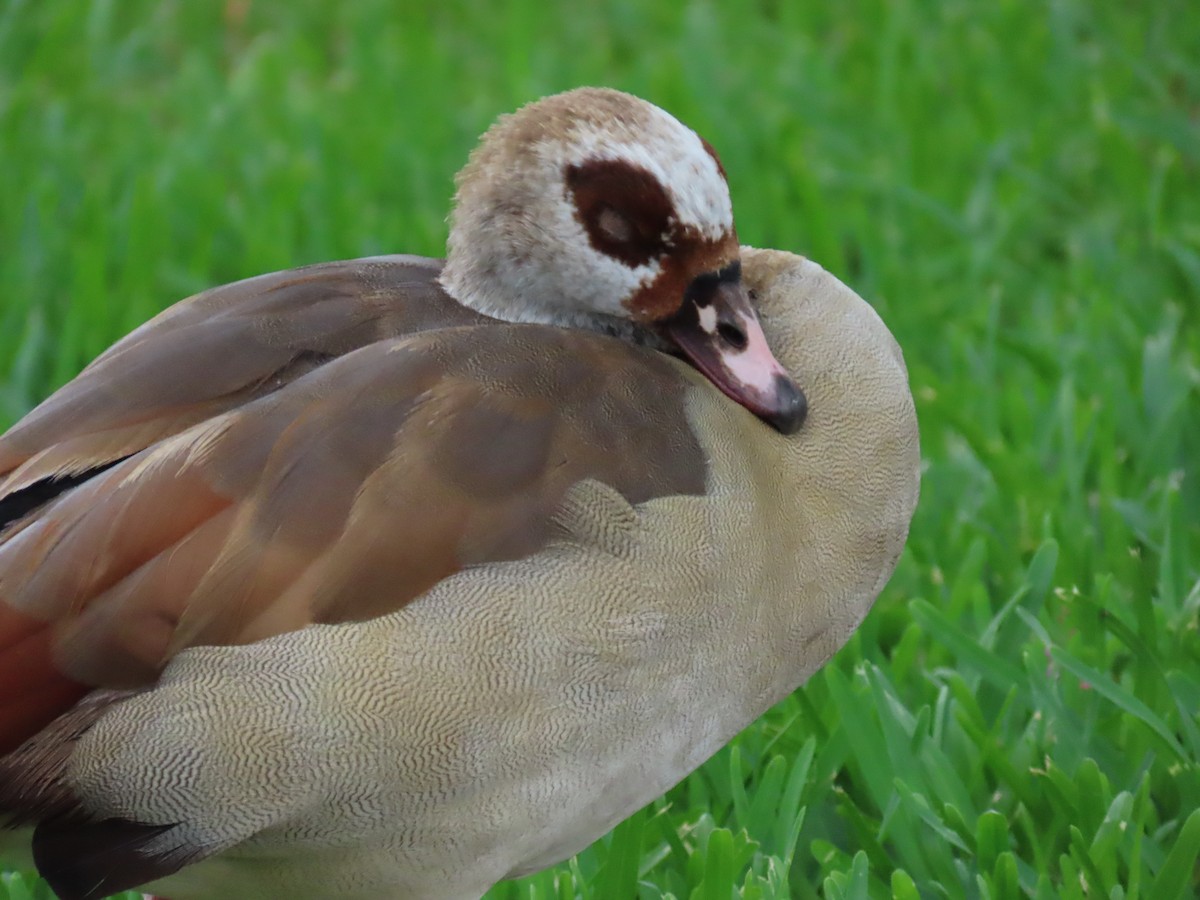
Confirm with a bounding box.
[0,85,919,900]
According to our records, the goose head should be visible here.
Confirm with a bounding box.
[440,87,807,434]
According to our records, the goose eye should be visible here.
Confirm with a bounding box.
[596,206,635,245]
[566,159,673,268]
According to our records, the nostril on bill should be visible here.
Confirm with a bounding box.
[716,321,748,351]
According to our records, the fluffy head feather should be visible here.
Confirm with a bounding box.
[440,87,738,338]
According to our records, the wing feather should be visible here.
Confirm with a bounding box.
[0,321,707,751]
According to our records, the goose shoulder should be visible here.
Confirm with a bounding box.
[0,255,475,501]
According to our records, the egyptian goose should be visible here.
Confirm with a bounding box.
[0,92,918,900]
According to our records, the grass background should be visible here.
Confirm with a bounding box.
[1,0,1198,897]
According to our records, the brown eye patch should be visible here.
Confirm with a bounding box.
[565,159,676,268]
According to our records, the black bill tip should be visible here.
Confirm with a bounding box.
[765,374,807,435]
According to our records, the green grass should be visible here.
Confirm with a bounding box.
[1,0,1198,897]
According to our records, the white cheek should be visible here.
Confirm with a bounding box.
[552,244,659,317]
[697,303,718,334]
